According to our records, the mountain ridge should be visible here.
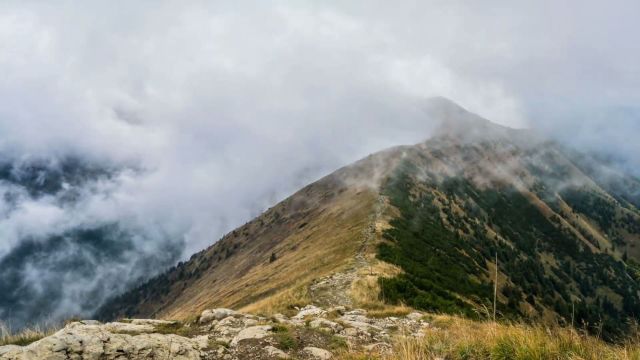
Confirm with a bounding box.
[97,98,640,340]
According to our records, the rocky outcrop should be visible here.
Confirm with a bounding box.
[200,308,236,324]
[0,321,202,360]
[230,325,272,346]
[0,306,431,359]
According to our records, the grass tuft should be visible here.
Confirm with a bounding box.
[389,315,640,360]
[241,283,311,317]
[0,322,57,347]
[274,326,299,351]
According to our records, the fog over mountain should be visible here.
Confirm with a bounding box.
[0,1,639,328]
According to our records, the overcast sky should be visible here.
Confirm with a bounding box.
[0,0,639,325]
[2,0,639,257]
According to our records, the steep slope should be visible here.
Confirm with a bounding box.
[96,146,405,321]
[98,99,640,340]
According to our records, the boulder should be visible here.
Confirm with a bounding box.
[339,319,381,333]
[264,345,290,358]
[293,305,326,320]
[215,316,246,337]
[230,325,273,346]
[200,308,237,324]
[303,346,333,359]
[308,318,343,333]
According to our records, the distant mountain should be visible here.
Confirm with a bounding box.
[97,98,640,340]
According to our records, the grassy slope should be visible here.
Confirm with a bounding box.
[96,147,405,321]
[97,179,375,321]
[388,314,640,360]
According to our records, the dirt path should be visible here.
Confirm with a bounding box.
[308,195,385,307]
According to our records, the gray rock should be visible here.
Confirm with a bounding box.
[293,305,326,320]
[339,314,370,323]
[0,346,22,357]
[406,312,423,321]
[0,322,201,360]
[217,316,241,327]
[214,336,232,345]
[215,316,246,337]
[308,318,343,333]
[303,346,333,359]
[264,345,290,358]
[243,318,258,327]
[340,319,381,333]
[200,308,237,324]
[103,322,156,333]
[230,325,272,346]
[0,305,423,359]
[193,335,210,349]
[273,313,289,323]
[79,320,101,326]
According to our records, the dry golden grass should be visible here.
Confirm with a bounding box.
[240,283,311,317]
[0,322,56,347]
[154,184,377,321]
[348,259,411,318]
[388,314,640,360]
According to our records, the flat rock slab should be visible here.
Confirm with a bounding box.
[230,325,273,346]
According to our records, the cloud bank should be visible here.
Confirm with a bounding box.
[0,1,638,327]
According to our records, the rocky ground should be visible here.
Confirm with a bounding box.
[0,305,430,359]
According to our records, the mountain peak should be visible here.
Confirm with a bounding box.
[423,97,518,141]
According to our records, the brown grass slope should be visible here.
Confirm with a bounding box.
[96,146,405,322]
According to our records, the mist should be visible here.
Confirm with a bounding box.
[0,1,638,327]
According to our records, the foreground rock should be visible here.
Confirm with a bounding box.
[0,321,202,360]
[0,307,431,359]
